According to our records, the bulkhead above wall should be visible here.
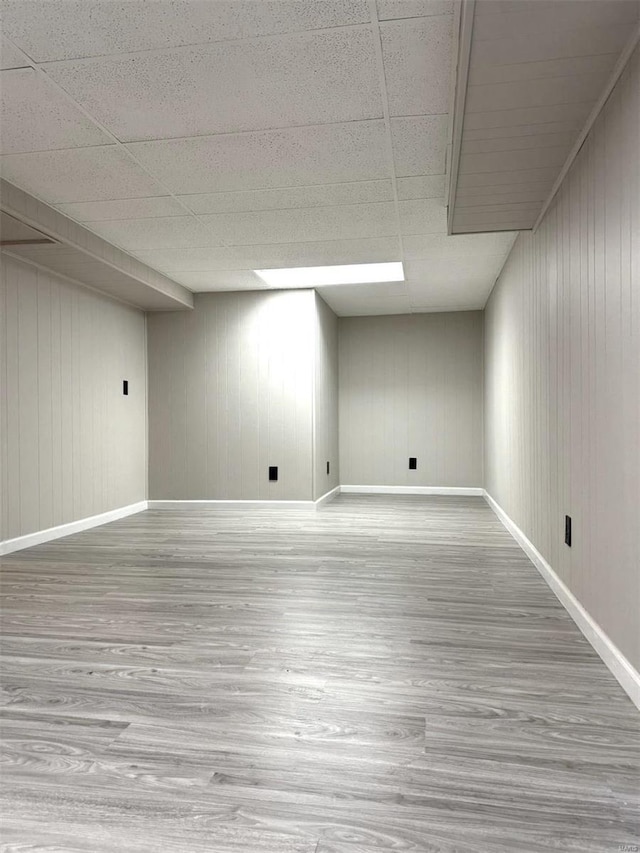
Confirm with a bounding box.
[0,180,193,311]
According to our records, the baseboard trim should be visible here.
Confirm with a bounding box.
[340,485,484,496]
[147,499,316,511]
[315,486,341,507]
[148,489,343,511]
[0,501,149,556]
[484,490,640,711]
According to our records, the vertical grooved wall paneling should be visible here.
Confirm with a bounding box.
[0,253,147,541]
[313,293,339,499]
[147,290,316,501]
[338,312,484,487]
[484,46,640,670]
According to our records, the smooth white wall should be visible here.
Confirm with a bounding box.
[339,312,484,487]
[147,289,315,501]
[484,46,640,670]
[0,253,147,542]
[313,293,339,499]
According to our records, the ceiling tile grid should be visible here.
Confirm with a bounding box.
[0,67,111,154]
[0,1,372,61]
[56,196,189,222]
[125,121,392,193]
[0,34,28,69]
[133,236,402,276]
[3,0,628,314]
[177,181,394,215]
[0,145,169,202]
[44,28,383,142]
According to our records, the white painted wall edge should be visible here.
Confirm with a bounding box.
[484,490,640,711]
[0,501,148,556]
[341,485,484,496]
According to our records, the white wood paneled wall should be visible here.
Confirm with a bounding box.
[147,290,315,501]
[339,312,484,487]
[0,253,147,541]
[484,47,640,670]
[313,293,339,499]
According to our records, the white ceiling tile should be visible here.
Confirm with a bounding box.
[391,115,448,177]
[47,29,381,142]
[318,281,407,301]
[409,293,486,312]
[127,121,390,193]
[0,0,371,62]
[402,232,517,260]
[56,196,188,222]
[406,259,498,309]
[134,237,401,273]
[0,68,111,154]
[398,198,447,235]
[319,289,411,317]
[132,247,238,272]
[377,1,453,20]
[179,181,393,214]
[0,36,29,69]
[0,146,167,203]
[381,15,453,116]
[86,216,217,250]
[396,174,445,200]
[168,270,264,291]
[406,257,502,284]
[198,202,397,246]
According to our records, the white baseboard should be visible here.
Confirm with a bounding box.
[0,501,148,556]
[147,499,316,510]
[149,489,343,511]
[340,485,484,496]
[315,486,341,507]
[484,490,640,711]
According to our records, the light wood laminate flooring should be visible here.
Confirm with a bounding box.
[1,495,638,852]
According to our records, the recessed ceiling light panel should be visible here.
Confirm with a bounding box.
[254,261,404,288]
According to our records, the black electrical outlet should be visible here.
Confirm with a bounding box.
[409,457,417,470]
[326,461,330,475]
[122,380,129,396]
[269,466,278,482]
[565,515,572,547]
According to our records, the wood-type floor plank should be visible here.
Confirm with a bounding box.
[1,495,638,852]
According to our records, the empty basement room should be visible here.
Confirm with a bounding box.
[1,0,639,849]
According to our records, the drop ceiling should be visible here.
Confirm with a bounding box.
[0,0,634,315]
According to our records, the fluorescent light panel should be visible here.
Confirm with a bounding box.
[254,261,404,288]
